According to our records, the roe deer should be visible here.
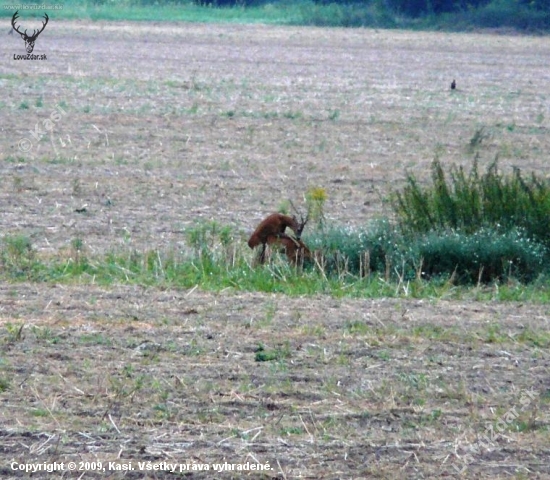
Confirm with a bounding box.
[248,210,310,265]
[266,235,312,265]
[247,213,300,250]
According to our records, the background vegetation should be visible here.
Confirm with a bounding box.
[3,162,550,297]
[3,7,550,295]
[2,18,549,480]
[2,0,550,32]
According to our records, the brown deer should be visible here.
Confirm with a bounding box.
[267,235,312,265]
[248,209,310,265]
[248,213,299,249]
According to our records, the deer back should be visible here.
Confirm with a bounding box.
[248,213,299,249]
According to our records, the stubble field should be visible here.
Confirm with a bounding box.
[1,21,550,478]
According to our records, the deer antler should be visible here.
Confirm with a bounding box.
[11,11,49,54]
[11,11,24,36]
[11,11,48,40]
[288,200,309,239]
[28,12,49,41]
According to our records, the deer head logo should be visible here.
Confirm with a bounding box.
[11,10,49,54]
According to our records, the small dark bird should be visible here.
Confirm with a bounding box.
[451,79,456,90]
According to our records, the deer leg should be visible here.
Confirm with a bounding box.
[258,243,267,264]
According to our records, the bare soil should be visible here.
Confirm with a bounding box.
[2,23,550,253]
[1,283,550,479]
[1,21,550,479]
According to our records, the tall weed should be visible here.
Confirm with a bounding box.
[393,158,550,249]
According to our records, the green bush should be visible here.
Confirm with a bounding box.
[410,228,547,283]
[297,1,396,28]
[305,220,547,284]
[465,0,550,30]
[393,158,550,250]
[302,160,550,284]
[304,219,398,276]
[0,235,36,278]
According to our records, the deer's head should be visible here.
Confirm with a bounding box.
[12,11,49,54]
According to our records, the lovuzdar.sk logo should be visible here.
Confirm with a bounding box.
[11,10,49,60]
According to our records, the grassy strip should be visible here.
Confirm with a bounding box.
[2,0,548,32]
[3,242,550,302]
[0,1,447,28]
[3,161,550,296]
[0,1,305,24]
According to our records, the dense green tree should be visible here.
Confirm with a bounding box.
[385,0,492,16]
[521,0,550,9]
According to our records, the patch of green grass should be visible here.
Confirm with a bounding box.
[399,372,429,391]
[515,327,550,348]
[31,326,62,345]
[257,301,277,328]
[183,338,205,357]
[4,322,25,343]
[254,343,291,362]
[283,110,303,120]
[1,235,35,275]
[343,320,371,335]
[482,323,507,344]
[0,378,10,392]
[300,324,326,337]
[3,156,25,163]
[30,408,49,417]
[0,240,549,300]
[328,109,340,121]
[375,350,391,361]
[411,324,462,342]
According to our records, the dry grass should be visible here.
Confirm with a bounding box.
[1,22,550,478]
[2,24,550,254]
[1,283,549,479]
